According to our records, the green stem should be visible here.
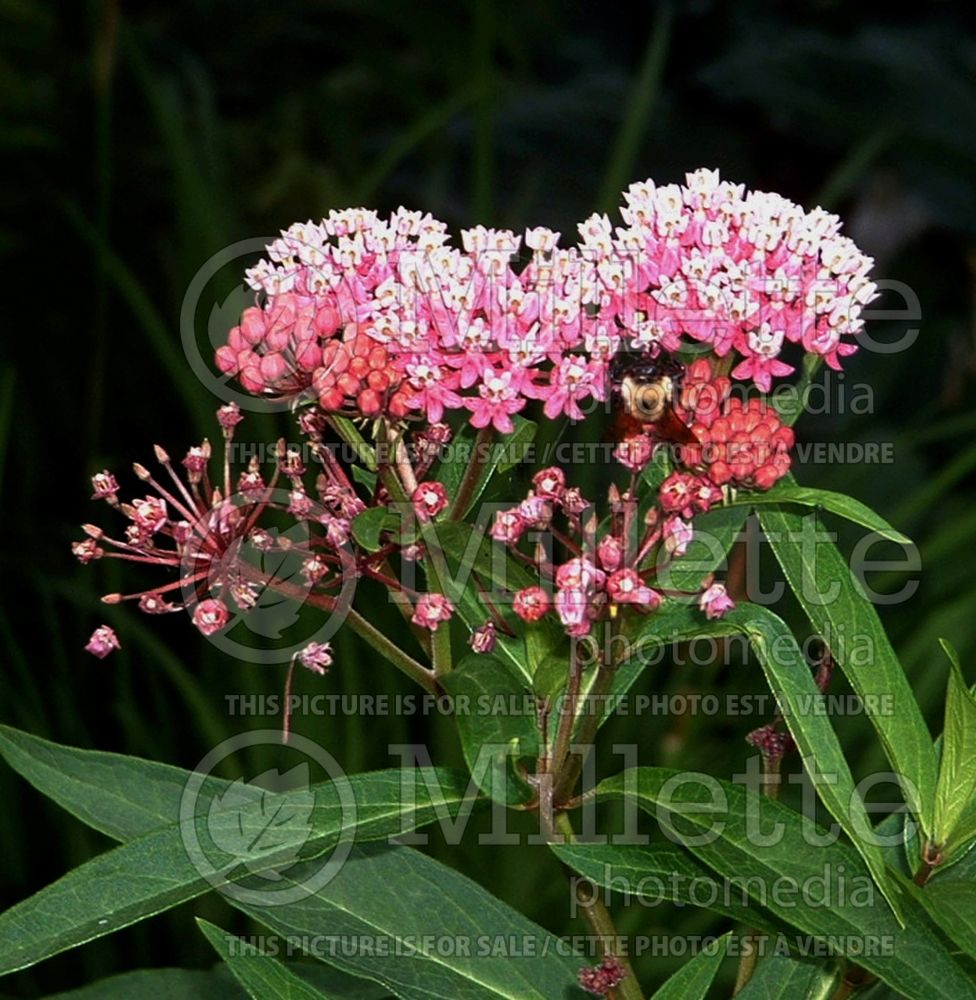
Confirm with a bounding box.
[449,426,494,520]
[549,642,585,789]
[344,606,438,694]
[552,620,623,807]
[247,565,438,695]
[555,813,645,1000]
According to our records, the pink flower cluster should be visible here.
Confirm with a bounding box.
[578,955,627,996]
[75,404,373,655]
[217,170,876,425]
[492,459,735,639]
[490,390,767,637]
[675,360,795,489]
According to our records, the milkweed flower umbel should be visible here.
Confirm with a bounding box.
[78,169,877,685]
[215,170,875,431]
[74,406,377,649]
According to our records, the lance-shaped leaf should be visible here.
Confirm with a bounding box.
[758,502,938,838]
[39,962,390,1000]
[198,918,341,1000]
[606,603,901,917]
[734,952,836,1000]
[727,483,909,544]
[3,727,581,998]
[907,878,976,963]
[649,932,730,999]
[932,639,976,859]
[439,416,537,519]
[0,766,475,975]
[233,842,588,1000]
[594,768,976,1000]
[441,653,539,805]
[551,842,790,936]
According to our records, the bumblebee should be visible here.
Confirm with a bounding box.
[609,351,698,445]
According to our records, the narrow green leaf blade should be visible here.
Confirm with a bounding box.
[596,768,976,1000]
[734,953,836,1000]
[236,843,587,1000]
[758,503,938,837]
[0,724,231,841]
[719,604,902,920]
[609,604,901,918]
[43,968,246,1000]
[907,879,976,963]
[0,768,473,975]
[198,918,338,1000]
[551,842,789,936]
[649,932,730,999]
[932,639,976,854]
[731,484,910,544]
[441,653,538,804]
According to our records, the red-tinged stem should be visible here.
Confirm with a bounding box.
[238,565,437,694]
[548,641,585,788]
[362,566,419,595]
[551,618,622,809]
[112,569,209,601]
[551,526,583,556]
[281,656,297,743]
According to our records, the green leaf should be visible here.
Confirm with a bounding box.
[0,766,474,975]
[734,953,836,1000]
[524,619,567,692]
[660,506,749,593]
[439,416,537,519]
[0,728,584,997]
[441,653,539,805]
[39,964,389,1000]
[932,639,976,857]
[758,502,938,838]
[551,842,789,936]
[426,521,537,681]
[595,768,976,1000]
[729,484,910,545]
[350,464,378,491]
[329,416,377,470]
[640,443,674,493]
[235,843,588,1000]
[351,506,399,552]
[0,724,232,842]
[649,932,730,999]
[719,604,902,920]
[42,968,246,1000]
[610,603,900,918]
[907,879,976,963]
[198,918,339,1000]
[494,415,537,474]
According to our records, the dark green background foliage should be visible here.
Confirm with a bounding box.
[2,0,976,994]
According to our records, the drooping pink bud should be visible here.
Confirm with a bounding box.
[85,625,121,659]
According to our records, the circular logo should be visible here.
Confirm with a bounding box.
[179,730,357,905]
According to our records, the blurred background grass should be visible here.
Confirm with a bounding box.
[2,0,976,994]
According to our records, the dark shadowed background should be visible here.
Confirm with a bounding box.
[2,0,976,994]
